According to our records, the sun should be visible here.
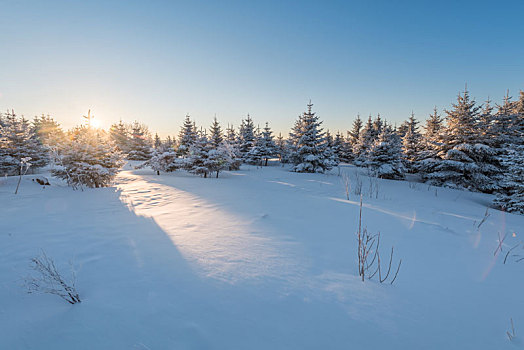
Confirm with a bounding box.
[83,110,102,128]
[90,117,101,128]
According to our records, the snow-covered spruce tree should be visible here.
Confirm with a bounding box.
[494,143,524,214]
[275,132,286,162]
[224,124,242,170]
[109,120,130,154]
[422,89,502,193]
[492,91,524,213]
[204,143,235,178]
[127,121,152,161]
[401,112,421,173]
[238,114,256,159]
[365,124,404,180]
[491,91,520,147]
[139,148,179,175]
[153,133,162,150]
[353,115,374,166]
[417,107,444,172]
[209,117,223,149]
[246,122,276,166]
[52,126,125,188]
[284,114,303,164]
[178,115,198,157]
[477,98,495,144]
[343,115,362,163]
[0,110,48,175]
[372,114,383,139]
[332,131,345,164]
[187,129,211,177]
[289,102,337,173]
[32,114,65,148]
[164,135,175,151]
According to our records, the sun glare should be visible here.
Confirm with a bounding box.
[90,117,101,128]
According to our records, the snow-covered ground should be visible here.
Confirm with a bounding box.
[1,163,524,349]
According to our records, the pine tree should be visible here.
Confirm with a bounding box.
[127,121,152,160]
[164,136,175,150]
[187,129,211,177]
[140,148,179,175]
[344,115,362,162]
[178,115,198,157]
[226,124,237,144]
[353,116,374,166]
[365,124,404,180]
[52,126,125,188]
[239,114,256,159]
[209,117,223,149]
[347,115,363,146]
[417,107,443,173]
[422,89,502,193]
[332,131,345,164]
[32,114,65,148]
[0,110,49,175]
[109,120,130,154]
[401,112,421,172]
[285,114,304,164]
[204,144,235,178]
[494,143,524,214]
[424,107,443,141]
[153,133,162,149]
[224,124,242,170]
[288,102,336,173]
[372,114,383,140]
[275,132,286,162]
[246,122,276,166]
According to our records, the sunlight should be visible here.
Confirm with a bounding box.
[116,171,304,284]
[90,117,101,128]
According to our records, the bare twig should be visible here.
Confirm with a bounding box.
[25,250,81,304]
[507,318,516,341]
[494,232,507,256]
[504,243,520,264]
[477,208,490,229]
[356,198,401,284]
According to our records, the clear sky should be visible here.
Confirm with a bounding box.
[1,0,523,137]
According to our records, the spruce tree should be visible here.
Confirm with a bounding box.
[209,116,223,149]
[494,143,524,214]
[52,126,125,188]
[127,121,153,160]
[417,107,443,173]
[153,133,162,149]
[365,124,404,180]
[187,129,211,177]
[239,114,256,158]
[275,132,286,162]
[178,115,198,157]
[422,89,502,193]
[32,114,65,148]
[401,112,421,172]
[246,122,276,166]
[0,110,48,175]
[353,116,374,166]
[289,102,335,173]
[332,131,345,164]
[109,120,130,153]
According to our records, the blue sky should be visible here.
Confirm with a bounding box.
[1,0,523,136]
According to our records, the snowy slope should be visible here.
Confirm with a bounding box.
[1,163,524,349]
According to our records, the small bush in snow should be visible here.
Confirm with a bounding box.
[25,251,81,304]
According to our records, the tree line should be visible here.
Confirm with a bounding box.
[0,88,523,213]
